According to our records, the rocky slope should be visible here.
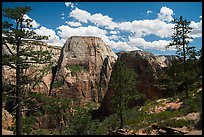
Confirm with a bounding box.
[95,50,178,117]
[50,36,117,105]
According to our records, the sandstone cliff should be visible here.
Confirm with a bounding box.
[50,36,117,105]
[2,36,117,130]
[95,50,178,117]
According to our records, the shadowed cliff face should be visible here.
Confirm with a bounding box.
[94,50,178,118]
[50,36,117,105]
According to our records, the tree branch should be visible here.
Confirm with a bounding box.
[22,61,53,64]
[2,42,15,56]
[2,63,17,69]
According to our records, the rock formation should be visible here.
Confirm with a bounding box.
[2,108,14,135]
[50,36,117,105]
[2,36,117,130]
[3,36,179,131]
[95,50,178,117]
[2,41,62,95]
[117,50,177,98]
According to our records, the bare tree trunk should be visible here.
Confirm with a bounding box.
[119,89,123,129]
[182,23,188,99]
[16,40,22,135]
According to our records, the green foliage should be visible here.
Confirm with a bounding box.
[20,92,72,134]
[94,114,119,135]
[180,91,202,114]
[62,103,99,135]
[154,73,177,97]
[31,129,60,135]
[22,116,35,134]
[81,84,202,135]
[52,80,64,88]
[2,6,54,135]
[65,64,86,76]
[155,49,202,99]
[166,16,193,58]
[166,16,196,99]
[109,60,138,128]
[158,119,194,128]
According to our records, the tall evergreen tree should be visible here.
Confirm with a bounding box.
[109,60,138,129]
[166,16,193,99]
[2,6,52,135]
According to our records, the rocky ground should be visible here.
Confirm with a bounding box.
[107,111,202,135]
[108,88,202,135]
[2,109,14,135]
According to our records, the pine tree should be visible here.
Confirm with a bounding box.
[166,16,193,99]
[2,6,52,135]
[109,60,138,129]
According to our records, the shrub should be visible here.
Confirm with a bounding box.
[67,65,86,76]
[62,103,99,135]
[94,114,119,135]
[158,119,195,128]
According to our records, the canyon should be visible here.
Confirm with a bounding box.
[2,36,178,131]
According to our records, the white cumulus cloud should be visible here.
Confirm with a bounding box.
[57,24,140,51]
[157,7,174,22]
[57,25,108,43]
[109,35,120,40]
[65,21,82,27]
[69,8,118,29]
[189,20,202,38]
[23,14,40,28]
[89,13,118,29]
[106,40,141,51]
[128,37,175,51]
[65,2,75,9]
[69,7,91,23]
[35,26,63,46]
[118,19,174,38]
[110,30,120,35]
[53,5,201,52]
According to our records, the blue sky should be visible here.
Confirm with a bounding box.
[2,2,202,55]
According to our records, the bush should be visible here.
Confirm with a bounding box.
[62,104,99,135]
[180,91,202,114]
[22,116,36,134]
[94,114,119,135]
[31,129,60,135]
[66,65,86,76]
[158,119,195,128]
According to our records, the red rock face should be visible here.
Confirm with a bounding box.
[2,109,13,129]
[2,109,14,135]
[95,50,177,117]
[2,37,117,129]
[50,36,117,105]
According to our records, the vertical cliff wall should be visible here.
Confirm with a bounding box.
[95,50,178,117]
[50,36,117,105]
